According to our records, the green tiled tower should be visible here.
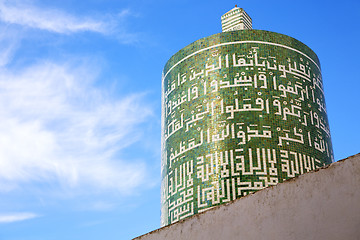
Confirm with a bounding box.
[161,7,333,226]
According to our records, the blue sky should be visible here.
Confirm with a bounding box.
[0,0,359,239]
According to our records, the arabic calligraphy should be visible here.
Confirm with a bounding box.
[161,43,333,226]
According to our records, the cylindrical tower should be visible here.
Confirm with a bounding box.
[161,29,333,226]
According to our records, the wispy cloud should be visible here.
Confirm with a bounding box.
[0,60,154,194]
[0,25,19,67]
[0,212,38,223]
[89,201,116,211]
[0,0,137,41]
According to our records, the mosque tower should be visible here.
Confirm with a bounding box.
[161,6,333,226]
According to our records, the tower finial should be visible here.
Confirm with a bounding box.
[221,7,252,31]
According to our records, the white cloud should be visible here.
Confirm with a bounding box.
[89,201,116,211]
[0,25,19,67]
[0,212,38,223]
[0,60,154,194]
[0,0,132,36]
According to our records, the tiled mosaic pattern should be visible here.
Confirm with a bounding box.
[161,30,333,226]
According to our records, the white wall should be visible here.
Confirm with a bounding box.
[134,154,360,240]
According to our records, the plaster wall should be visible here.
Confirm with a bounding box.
[135,153,360,240]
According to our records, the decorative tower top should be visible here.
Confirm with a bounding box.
[221,6,252,32]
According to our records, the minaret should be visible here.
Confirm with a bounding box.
[221,5,252,31]
[161,6,333,226]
